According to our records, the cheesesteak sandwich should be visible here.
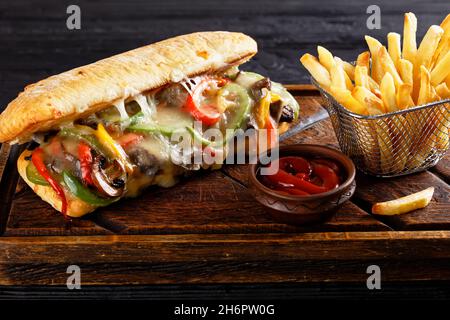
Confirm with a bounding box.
[0,32,299,217]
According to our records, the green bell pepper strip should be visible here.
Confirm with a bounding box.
[26,162,50,186]
[62,171,118,207]
[127,124,174,137]
[219,83,251,130]
[185,126,212,146]
[127,111,144,125]
[211,83,251,147]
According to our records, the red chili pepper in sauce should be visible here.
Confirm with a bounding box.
[279,156,312,175]
[311,162,340,190]
[311,159,340,175]
[266,168,328,194]
[31,147,68,216]
[260,156,342,196]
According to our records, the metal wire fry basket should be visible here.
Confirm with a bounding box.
[312,78,450,177]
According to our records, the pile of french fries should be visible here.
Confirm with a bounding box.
[300,12,450,174]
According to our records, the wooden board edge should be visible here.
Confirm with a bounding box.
[2,231,450,285]
[285,84,319,94]
[1,231,450,264]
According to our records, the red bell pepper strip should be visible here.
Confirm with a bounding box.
[264,114,278,150]
[78,142,94,186]
[31,147,67,216]
[185,78,223,126]
[312,163,340,190]
[266,168,327,194]
[117,132,143,148]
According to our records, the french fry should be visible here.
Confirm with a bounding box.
[334,57,354,90]
[374,73,397,172]
[433,14,450,67]
[376,119,395,173]
[387,32,402,70]
[397,84,414,109]
[356,51,370,70]
[380,72,398,112]
[433,37,450,68]
[365,35,384,83]
[431,51,450,86]
[354,66,370,89]
[369,79,382,98]
[402,12,418,65]
[317,46,335,71]
[378,72,410,172]
[440,13,450,31]
[300,54,331,89]
[341,59,356,81]
[417,25,444,69]
[394,84,414,171]
[418,65,433,105]
[350,85,383,172]
[330,62,347,90]
[379,46,403,89]
[372,187,434,215]
[398,58,414,86]
[352,86,384,115]
[355,51,381,94]
[435,82,450,99]
[330,86,368,115]
[413,25,444,101]
[409,66,439,169]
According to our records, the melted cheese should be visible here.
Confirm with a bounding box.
[154,104,193,128]
[134,94,156,119]
[113,99,129,122]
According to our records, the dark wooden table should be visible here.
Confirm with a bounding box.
[1,0,450,300]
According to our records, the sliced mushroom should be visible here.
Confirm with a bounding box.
[92,155,126,197]
[251,77,271,101]
[279,105,295,123]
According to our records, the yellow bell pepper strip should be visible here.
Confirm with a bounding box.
[255,90,282,129]
[95,123,134,174]
[255,89,272,128]
[270,93,282,103]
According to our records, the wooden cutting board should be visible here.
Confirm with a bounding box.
[0,85,449,286]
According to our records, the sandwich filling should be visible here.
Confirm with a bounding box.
[23,68,299,216]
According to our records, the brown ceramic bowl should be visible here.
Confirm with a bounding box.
[249,144,356,225]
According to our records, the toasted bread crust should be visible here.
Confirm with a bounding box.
[0,32,257,143]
